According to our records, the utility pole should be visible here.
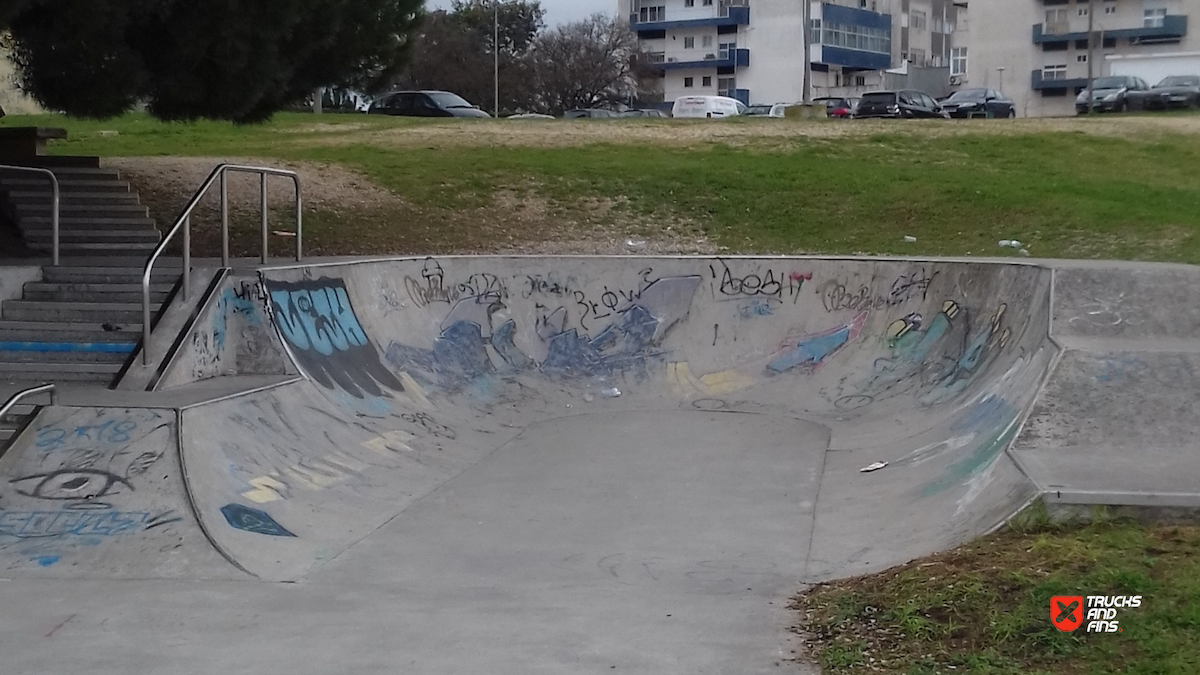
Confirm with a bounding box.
[1086,0,1096,113]
[801,0,811,103]
[494,0,500,118]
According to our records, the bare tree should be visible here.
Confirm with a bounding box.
[398,1,544,114]
[530,14,651,115]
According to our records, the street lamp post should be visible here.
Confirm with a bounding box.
[494,0,500,118]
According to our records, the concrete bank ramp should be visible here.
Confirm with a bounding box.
[2,257,1055,584]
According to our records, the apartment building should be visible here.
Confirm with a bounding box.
[625,0,965,105]
[962,0,1197,117]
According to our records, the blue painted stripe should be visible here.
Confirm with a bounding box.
[0,341,135,353]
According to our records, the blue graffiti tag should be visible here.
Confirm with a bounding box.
[220,503,296,537]
[0,511,150,539]
[265,277,403,398]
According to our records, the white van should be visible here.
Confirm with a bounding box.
[671,95,747,119]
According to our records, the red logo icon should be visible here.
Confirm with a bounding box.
[1051,595,1085,632]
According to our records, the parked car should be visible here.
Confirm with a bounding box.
[745,103,788,117]
[813,97,858,118]
[620,109,670,118]
[507,113,556,119]
[1129,75,1200,110]
[368,91,491,118]
[940,88,1016,118]
[1075,75,1150,114]
[853,90,949,119]
[563,109,620,119]
[671,95,746,118]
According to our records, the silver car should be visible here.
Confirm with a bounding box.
[1075,76,1150,114]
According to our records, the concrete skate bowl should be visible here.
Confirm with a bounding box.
[1,257,1057,588]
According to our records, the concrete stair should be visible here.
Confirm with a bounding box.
[0,158,180,386]
[0,161,161,257]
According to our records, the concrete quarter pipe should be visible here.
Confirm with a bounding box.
[0,256,1058,673]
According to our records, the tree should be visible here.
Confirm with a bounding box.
[397,0,544,115]
[2,0,423,122]
[530,15,652,115]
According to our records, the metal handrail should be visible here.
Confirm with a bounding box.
[0,383,57,421]
[141,163,301,365]
[0,164,60,265]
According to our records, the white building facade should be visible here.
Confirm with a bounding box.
[625,0,965,106]
[949,0,1199,117]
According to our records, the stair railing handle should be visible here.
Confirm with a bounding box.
[0,165,59,266]
[141,163,301,366]
[0,383,57,421]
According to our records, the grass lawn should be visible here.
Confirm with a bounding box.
[795,506,1200,674]
[3,111,1200,261]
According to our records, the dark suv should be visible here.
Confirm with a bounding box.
[368,91,491,118]
[854,90,949,119]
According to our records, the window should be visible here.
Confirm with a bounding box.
[1105,4,1117,14]
[910,10,926,31]
[1046,8,1068,23]
[684,36,695,48]
[855,75,867,86]
[702,0,712,6]
[909,49,926,66]
[950,47,968,76]
[638,5,665,21]
[1078,6,1088,16]
[815,21,892,54]
[684,76,694,87]
[718,41,737,58]
[1043,64,1067,81]
[1145,7,1167,28]
[702,76,712,86]
[1077,53,1088,62]
[685,0,694,5]
[702,35,713,47]
[717,76,736,96]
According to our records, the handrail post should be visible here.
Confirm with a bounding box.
[220,169,229,266]
[260,173,269,264]
[50,176,60,266]
[182,214,191,300]
[294,176,303,262]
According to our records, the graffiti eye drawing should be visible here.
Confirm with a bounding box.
[9,469,132,503]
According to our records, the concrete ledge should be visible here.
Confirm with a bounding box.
[0,127,68,158]
[1043,489,1200,508]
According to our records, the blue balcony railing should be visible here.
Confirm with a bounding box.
[659,48,750,70]
[631,5,749,32]
[1030,70,1088,91]
[1033,14,1186,44]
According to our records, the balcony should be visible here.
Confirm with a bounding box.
[1033,14,1187,44]
[814,45,891,70]
[1030,69,1087,91]
[630,3,750,32]
[659,48,750,70]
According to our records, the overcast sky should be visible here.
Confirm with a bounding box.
[426,0,614,27]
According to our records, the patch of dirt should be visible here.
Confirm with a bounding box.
[107,156,402,221]
[108,156,715,256]
[305,115,1200,150]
